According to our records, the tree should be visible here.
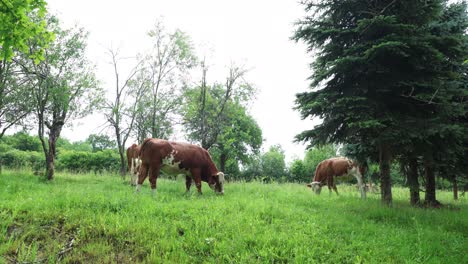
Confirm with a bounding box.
[239,154,263,181]
[19,17,100,180]
[183,62,254,150]
[421,1,468,205]
[210,101,262,174]
[86,134,116,152]
[5,131,41,152]
[290,159,307,183]
[132,20,197,141]
[0,1,53,172]
[261,145,286,181]
[293,0,465,206]
[0,0,53,62]
[0,63,31,140]
[184,83,262,173]
[103,48,144,177]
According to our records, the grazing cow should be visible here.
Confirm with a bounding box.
[136,138,225,195]
[126,144,141,186]
[306,157,366,198]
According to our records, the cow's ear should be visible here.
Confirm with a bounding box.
[306,183,312,188]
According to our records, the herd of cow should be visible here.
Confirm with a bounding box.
[126,138,369,198]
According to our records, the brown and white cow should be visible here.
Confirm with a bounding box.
[126,144,141,186]
[306,157,366,198]
[136,138,225,195]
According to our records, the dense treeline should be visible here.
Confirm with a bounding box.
[2,131,455,192]
[0,132,311,182]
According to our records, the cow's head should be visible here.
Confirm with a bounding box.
[306,181,322,194]
[208,172,225,194]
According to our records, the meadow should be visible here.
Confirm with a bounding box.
[0,170,467,263]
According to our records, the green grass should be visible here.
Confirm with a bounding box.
[0,170,467,263]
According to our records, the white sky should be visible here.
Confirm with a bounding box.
[46,0,318,162]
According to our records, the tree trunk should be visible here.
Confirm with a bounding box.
[453,176,458,201]
[220,152,227,173]
[46,154,55,180]
[118,146,126,179]
[407,157,420,206]
[379,143,392,206]
[423,153,440,207]
[46,134,57,180]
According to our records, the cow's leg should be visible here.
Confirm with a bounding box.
[136,163,149,193]
[148,165,160,196]
[185,176,192,193]
[332,183,339,195]
[190,168,203,194]
[327,177,335,195]
[130,158,136,186]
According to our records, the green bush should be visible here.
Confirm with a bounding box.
[0,141,11,153]
[1,132,42,152]
[56,150,120,173]
[289,159,308,183]
[0,148,120,174]
[0,149,45,169]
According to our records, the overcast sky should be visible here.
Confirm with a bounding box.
[46,0,318,162]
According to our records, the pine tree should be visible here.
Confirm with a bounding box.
[293,0,466,205]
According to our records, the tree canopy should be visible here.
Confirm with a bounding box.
[0,0,53,62]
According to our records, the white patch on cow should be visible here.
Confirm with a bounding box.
[136,184,142,192]
[161,153,191,178]
[130,158,141,185]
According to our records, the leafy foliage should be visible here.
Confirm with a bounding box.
[86,134,115,152]
[260,145,287,181]
[182,63,261,175]
[56,150,120,173]
[18,16,101,179]
[132,20,197,141]
[0,0,53,62]
[0,131,41,151]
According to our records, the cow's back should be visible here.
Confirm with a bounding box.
[328,158,351,176]
[139,139,219,177]
[139,138,173,165]
[170,142,219,177]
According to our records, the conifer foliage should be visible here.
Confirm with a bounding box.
[293,0,467,205]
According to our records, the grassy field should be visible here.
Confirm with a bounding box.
[0,170,467,263]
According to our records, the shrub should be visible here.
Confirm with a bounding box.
[0,149,45,169]
[56,150,120,173]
